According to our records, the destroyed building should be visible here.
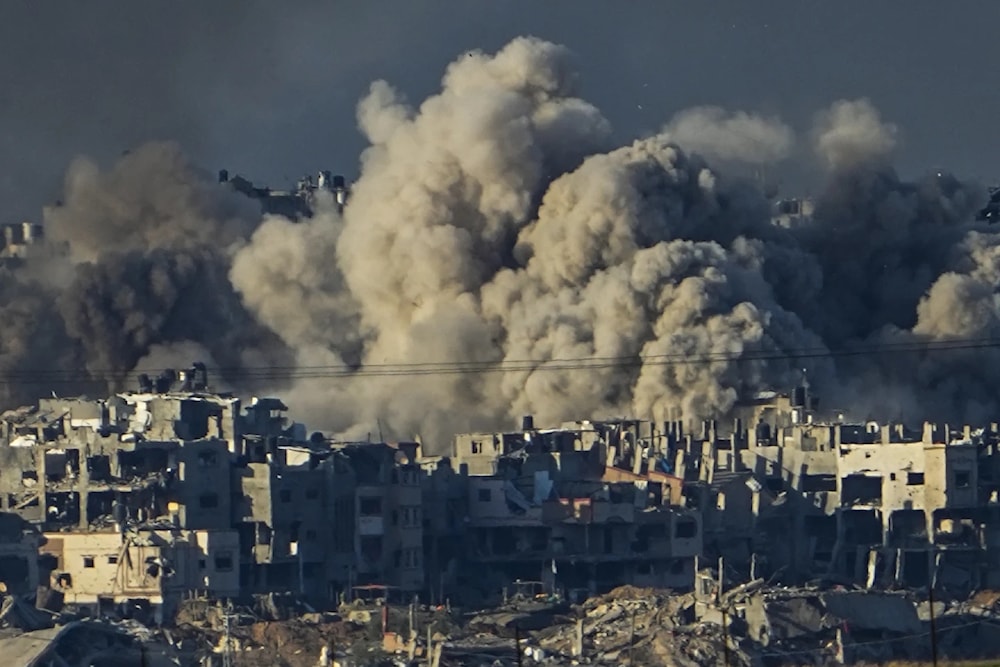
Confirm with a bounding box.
[449,417,701,601]
[0,511,40,595]
[219,168,350,218]
[0,221,39,258]
[38,528,240,619]
[0,365,284,617]
[670,378,1000,596]
[331,442,426,595]
[9,358,1000,629]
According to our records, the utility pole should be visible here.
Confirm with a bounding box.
[928,576,939,667]
[628,609,636,666]
[515,625,523,667]
[721,607,732,667]
[221,600,236,667]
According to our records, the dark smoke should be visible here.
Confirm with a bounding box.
[3,39,998,452]
[58,247,288,388]
[1,141,292,399]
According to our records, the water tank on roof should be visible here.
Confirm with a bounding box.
[792,385,807,408]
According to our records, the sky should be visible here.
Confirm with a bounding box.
[1,1,998,222]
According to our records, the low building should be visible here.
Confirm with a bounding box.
[452,417,701,602]
[39,528,239,619]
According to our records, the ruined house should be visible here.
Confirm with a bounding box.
[0,511,40,595]
[0,365,294,614]
[679,379,1000,595]
[39,528,239,619]
[451,417,701,601]
[331,442,425,595]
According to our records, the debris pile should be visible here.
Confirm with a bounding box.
[7,584,1000,665]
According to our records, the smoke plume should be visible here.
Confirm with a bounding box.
[662,106,795,166]
[5,37,999,452]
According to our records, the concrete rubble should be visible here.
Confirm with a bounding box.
[3,572,1000,665]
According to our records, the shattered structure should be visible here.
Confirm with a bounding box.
[672,378,1000,597]
[218,168,350,218]
[0,364,432,620]
[5,358,1000,647]
[448,417,701,600]
[0,222,44,259]
[0,511,40,595]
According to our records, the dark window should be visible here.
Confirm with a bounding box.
[675,519,697,539]
[198,559,206,570]
[956,471,971,489]
[841,475,883,506]
[214,552,234,572]
[801,474,837,493]
[83,557,95,568]
[890,473,896,481]
[907,472,925,486]
[107,555,118,565]
[279,489,292,503]
[359,497,382,515]
[199,493,219,509]
[477,489,492,503]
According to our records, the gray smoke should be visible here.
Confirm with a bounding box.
[813,98,897,170]
[44,142,259,262]
[662,106,795,166]
[2,142,291,396]
[231,38,830,448]
[5,37,999,451]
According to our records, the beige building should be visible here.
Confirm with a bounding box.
[679,379,1000,593]
[40,528,239,617]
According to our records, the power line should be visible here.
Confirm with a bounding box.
[1,335,999,386]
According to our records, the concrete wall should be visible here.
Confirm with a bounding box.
[0,446,42,522]
[467,478,543,527]
[838,443,928,511]
[176,440,232,530]
[41,529,239,606]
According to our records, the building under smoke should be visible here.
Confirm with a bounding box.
[1,37,1000,454]
[219,168,349,218]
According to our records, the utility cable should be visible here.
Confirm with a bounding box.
[1,336,1000,385]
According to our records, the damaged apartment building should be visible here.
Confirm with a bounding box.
[0,364,246,617]
[445,417,701,601]
[671,378,1000,595]
[219,168,350,218]
[0,363,431,618]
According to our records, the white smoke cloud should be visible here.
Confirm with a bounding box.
[662,106,795,165]
[15,37,1000,451]
[813,98,898,169]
